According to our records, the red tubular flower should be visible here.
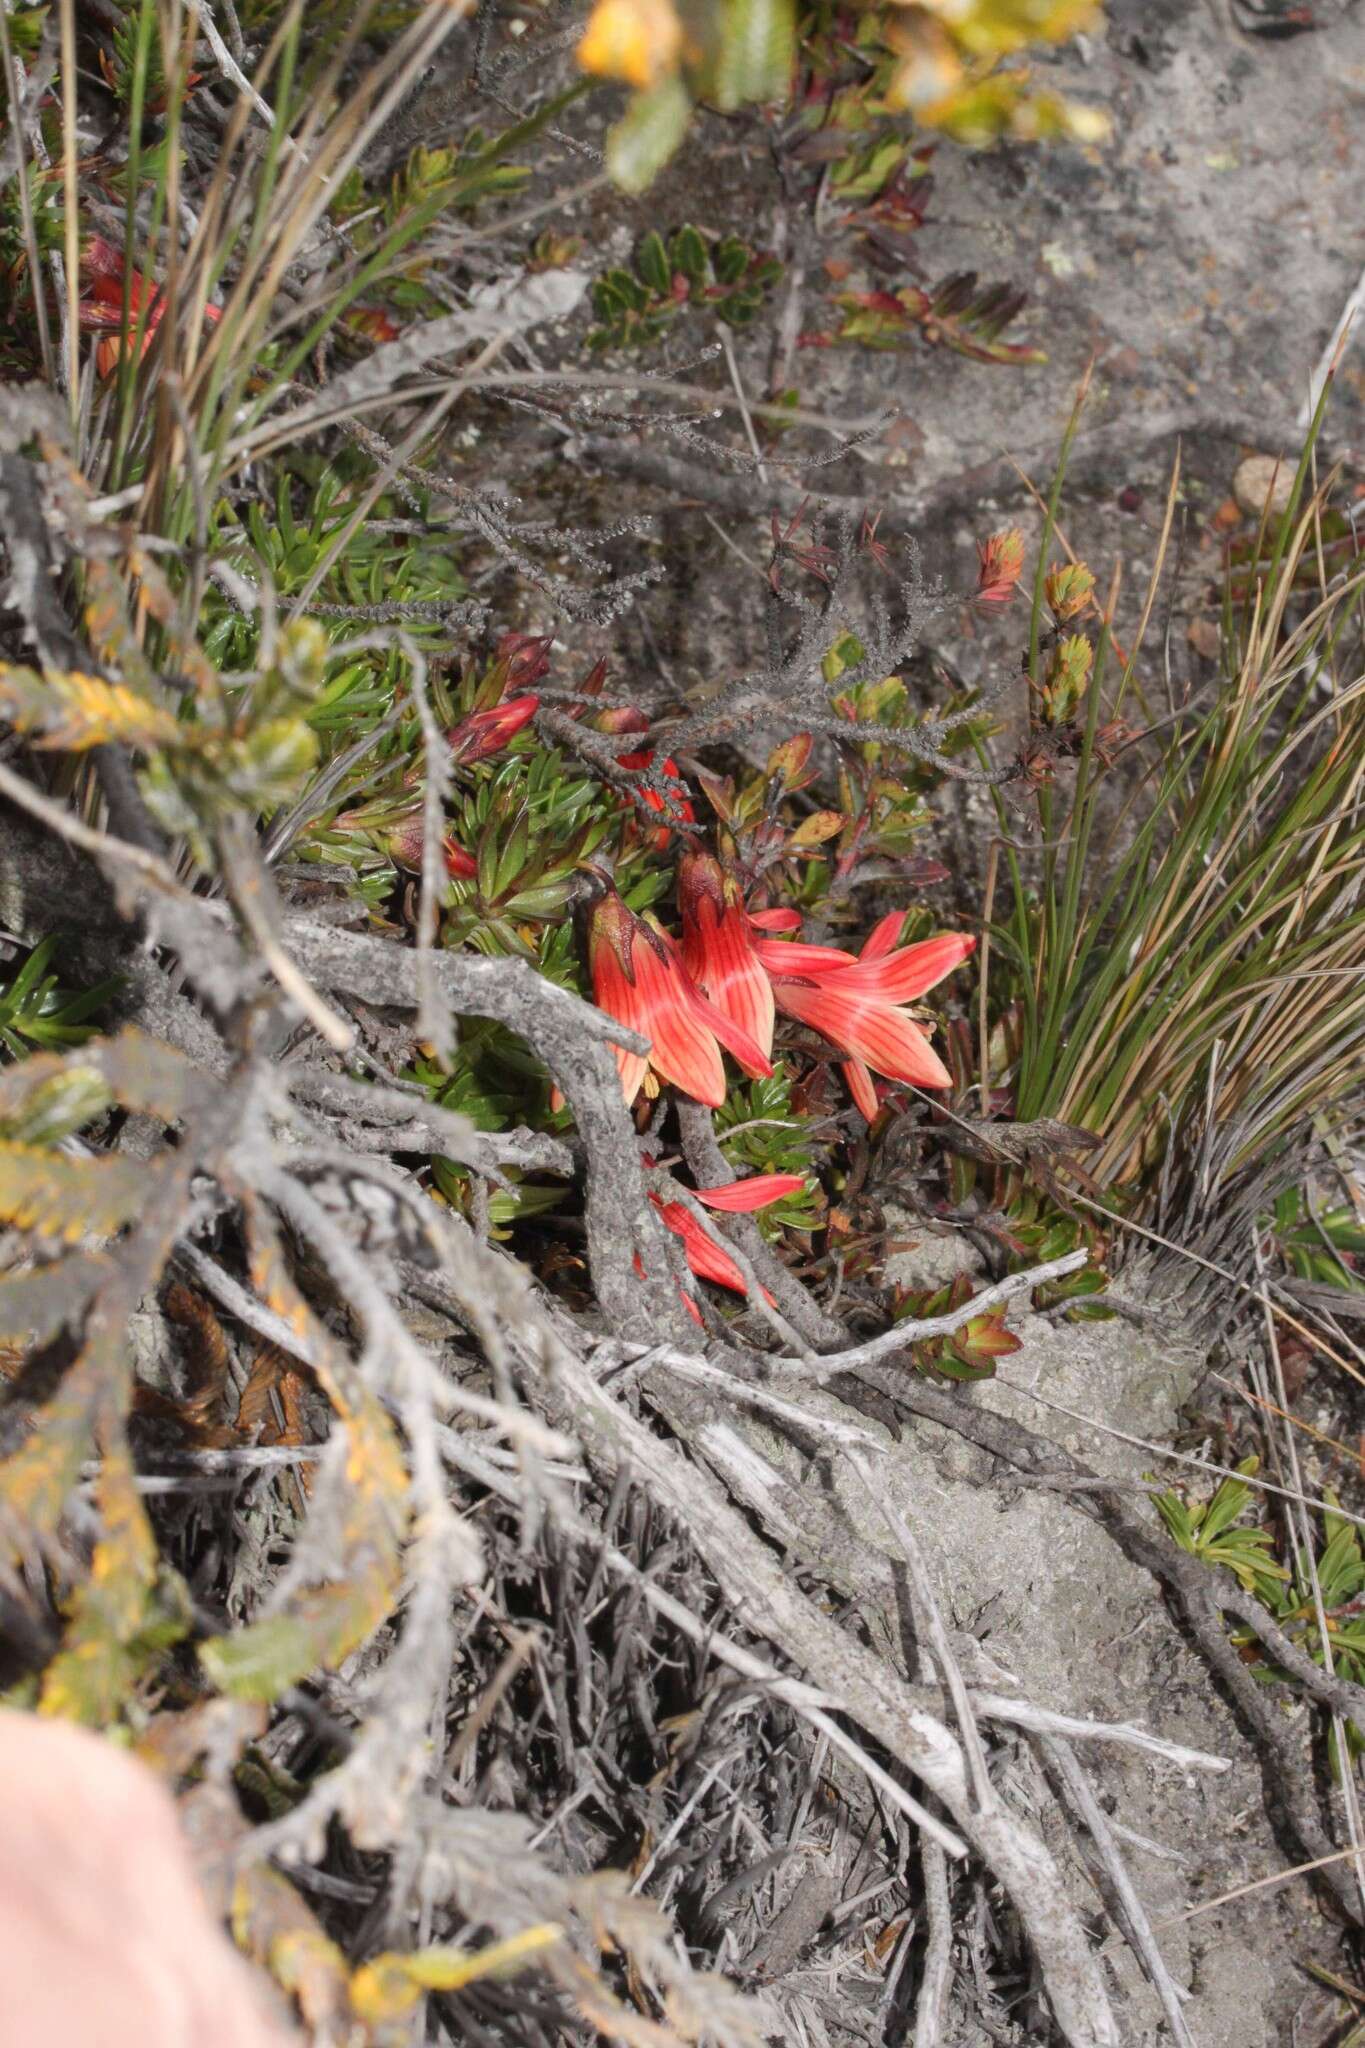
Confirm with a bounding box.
[678,848,774,1076]
[976,528,1026,605]
[79,236,220,377]
[646,1173,800,1300]
[755,918,975,1112]
[591,707,695,847]
[616,747,695,848]
[653,1198,750,1293]
[692,1172,805,1212]
[443,841,478,878]
[588,889,770,1108]
[446,693,540,765]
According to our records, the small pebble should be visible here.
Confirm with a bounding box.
[1232,453,1294,520]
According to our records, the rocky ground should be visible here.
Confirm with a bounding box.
[529,0,1365,707]
[262,4,1365,2031]
[526,8,1365,2037]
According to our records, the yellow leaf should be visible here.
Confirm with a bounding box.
[350,1927,565,2022]
[0,1143,148,1241]
[577,0,681,88]
[0,663,184,752]
[198,1204,410,1702]
[914,0,1099,58]
[200,1400,408,1701]
[789,808,846,850]
[0,1034,210,1146]
[0,1340,113,1550]
[232,1866,350,2031]
[38,1446,183,1726]
[887,0,1107,134]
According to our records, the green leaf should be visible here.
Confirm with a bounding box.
[933,1348,997,1382]
[670,224,708,288]
[603,266,648,312]
[230,716,319,807]
[1153,1492,1195,1549]
[712,234,749,286]
[1200,1466,1257,1545]
[636,230,671,294]
[493,807,533,900]
[606,77,691,195]
[1317,1522,1365,1604]
[832,138,909,204]
[0,1069,112,1147]
[719,289,761,326]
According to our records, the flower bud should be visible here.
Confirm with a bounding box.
[445,694,540,765]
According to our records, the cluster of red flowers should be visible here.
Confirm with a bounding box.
[77,236,221,377]
[591,706,694,851]
[590,847,974,1312]
[592,846,974,1119]
[366,634,976,1321]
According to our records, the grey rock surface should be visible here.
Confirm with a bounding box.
[696,1281,1332,2044]
[565,1,1365,715]
[845,0,1365,497]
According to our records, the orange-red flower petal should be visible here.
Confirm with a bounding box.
[842,1058,881,1122]
[858,911,906,962]
[838,931,977,1004]
[79,237,222,377]
[771,976,955,1088]
[654,1198,750,1293]
[692,1173,805,1212]
[752,937,859,977]
[588,891,767,1107]
[679,851,775,1074]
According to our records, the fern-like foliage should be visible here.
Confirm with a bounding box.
[0,1030,413,1730]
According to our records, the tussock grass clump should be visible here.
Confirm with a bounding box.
[986,405,1365,1276]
